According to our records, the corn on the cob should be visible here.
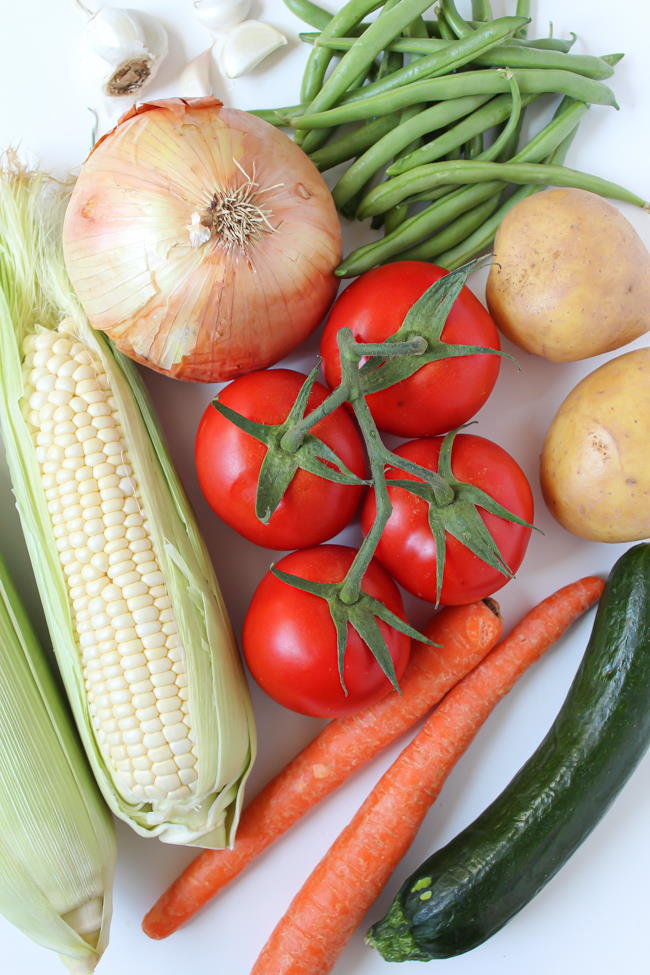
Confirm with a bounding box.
[0,551,115,973]
[0,160,255,847]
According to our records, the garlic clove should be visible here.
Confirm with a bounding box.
[80,8,168,98]
[219,21,288,79]
[193,0,252,33]
[178,47,216,98]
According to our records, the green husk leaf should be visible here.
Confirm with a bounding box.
[0,160,255,848]
[0,553,115,972]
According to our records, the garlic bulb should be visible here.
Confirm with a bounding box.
[80,7,168,97]
[193,0,251,33]
[220,21,288,79]
[62,98,342,383]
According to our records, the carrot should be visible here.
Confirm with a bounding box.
[143,600,503,939]
[250,575,605,975]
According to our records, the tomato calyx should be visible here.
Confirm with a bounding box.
[386,428,537,606]
[271,566,432,694]
[358,260,512,396]
[211,362,369,524]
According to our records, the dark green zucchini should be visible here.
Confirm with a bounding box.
[367,543,650,961]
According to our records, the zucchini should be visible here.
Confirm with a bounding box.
[367,543,650,961]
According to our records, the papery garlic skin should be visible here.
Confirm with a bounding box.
[220,21,288,79]
[193,0,252,33]
[80,8,168,97]
[62,98,342,383]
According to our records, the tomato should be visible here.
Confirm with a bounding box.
[320,261,501,438]
[242,545,411,717]
[195,369,366,550]
[362,434,534,605]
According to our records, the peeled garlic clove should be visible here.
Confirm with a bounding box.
[193,0,251,33]
[80,8,168,97]
[179,47,216,98]
[220,20,288,79]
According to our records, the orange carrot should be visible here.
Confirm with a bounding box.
[250,575,605,975]
[143,600,502,939]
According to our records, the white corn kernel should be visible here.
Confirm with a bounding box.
[22,332,198,808]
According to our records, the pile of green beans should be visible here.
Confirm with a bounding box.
[263,0,643,277]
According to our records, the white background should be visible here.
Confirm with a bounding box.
[0,1,649,974]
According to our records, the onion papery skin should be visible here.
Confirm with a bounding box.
[62,98,342,382]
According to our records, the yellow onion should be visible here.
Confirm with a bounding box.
[62,97,342,382]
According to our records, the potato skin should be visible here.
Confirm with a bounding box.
[486,188,650,361]
[540,348,650,542]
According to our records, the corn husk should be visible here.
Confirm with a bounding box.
[0,159,256,847]
[0,552,115,972]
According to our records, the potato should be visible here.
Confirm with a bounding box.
[486,188,650,361]
[540,348,650,542]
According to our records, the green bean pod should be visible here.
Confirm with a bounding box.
[440,0,474,38]
[332,94,491,210]
[302,0,437,121]
[471,0,493,22]
[339,16,529,106]
[302,36,615,80]
[299,0,383,104]
[388,92,538,174]
[476,74,523,162]
[359,99,591,215]
[516,34,577,52]
[309,114,400,172]
[360,159,647,217]
[337,182,505,276]
[292,68,618,129]
[399,192,505,261]
[284,0,331,30]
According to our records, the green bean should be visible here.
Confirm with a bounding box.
[249,105,305,126]
[440,0,473,38]
[477,45,613,78]
[601,52,625,66]
[399,193,504,260]
[515,0,531,38]
[437,14,456,40]
[492,98,527,161]
[471,0,493,21]
[308,114,400,171]
[464,133,484,158]
[476,72,522,162]
[293,68,618,130]
[364,159,648,216]
[336,182,504,276]
[283,0,332,30]
[300,0,383,104]
[359,99,590,216]
[434,126,581,270]
[405,12,429,39]
[388,91,538,174]
[330,14,528,115]
[384,203,410,233]
[518,34,577,52]
[303,0,435,118]
[302,35,615,79]
[332,94,491,210]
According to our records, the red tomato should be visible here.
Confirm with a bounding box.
[320,261,501,437]
[195,369,366,550]
[242,545,411,717]
[362,435,533,605]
